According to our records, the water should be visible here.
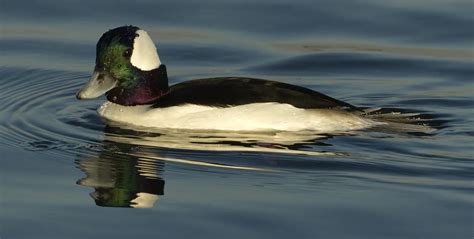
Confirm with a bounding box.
[1,0,473,238]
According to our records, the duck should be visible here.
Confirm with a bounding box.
[76,25,378,132]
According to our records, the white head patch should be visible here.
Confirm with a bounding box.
[130,29,161,71]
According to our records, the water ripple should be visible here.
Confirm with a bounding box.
[245,52,474,79]
[0,67,99,151]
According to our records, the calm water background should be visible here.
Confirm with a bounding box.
[1,0,473,238]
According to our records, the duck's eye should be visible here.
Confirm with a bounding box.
[123,48,132,57]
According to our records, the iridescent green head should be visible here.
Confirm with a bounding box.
[76,26,168,106]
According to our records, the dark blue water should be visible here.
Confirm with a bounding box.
[1,0,473,238]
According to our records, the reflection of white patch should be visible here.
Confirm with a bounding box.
[131,192,159,208]
[130,29,161,71]
[98,102,376,132]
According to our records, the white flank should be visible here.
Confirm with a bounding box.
[130,29,161,71]
[98,102,377,132]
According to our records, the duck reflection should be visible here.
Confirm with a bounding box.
[75,139,165,208]
[75,125,340,208]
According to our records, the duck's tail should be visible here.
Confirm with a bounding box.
[358,107,445,134]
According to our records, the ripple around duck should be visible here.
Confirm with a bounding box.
[0,67,100,154]
[1,66,469,186]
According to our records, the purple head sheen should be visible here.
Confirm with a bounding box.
[106,77,167,106]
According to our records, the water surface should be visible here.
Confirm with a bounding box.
[1,0,473,238]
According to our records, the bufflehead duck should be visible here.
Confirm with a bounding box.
[76,25,377,132]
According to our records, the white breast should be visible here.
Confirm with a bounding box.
[98,102,376,132]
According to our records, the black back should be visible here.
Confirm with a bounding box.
[152,77,359,110]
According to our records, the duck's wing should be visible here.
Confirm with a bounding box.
[153,77,359,110]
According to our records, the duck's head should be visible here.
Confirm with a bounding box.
[76,26,168,106]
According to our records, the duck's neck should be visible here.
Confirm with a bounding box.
[106,65,169,106]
